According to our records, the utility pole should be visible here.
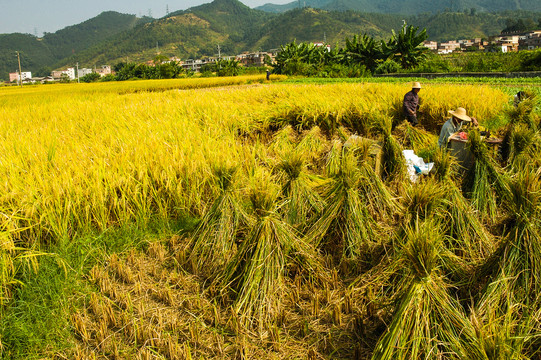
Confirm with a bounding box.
[217,44,221,70]
[76,62,80,83]
[16,51,23,87]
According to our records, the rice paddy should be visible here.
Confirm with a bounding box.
[1,74,541,359]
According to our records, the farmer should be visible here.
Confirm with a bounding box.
[514,91,526,107]
[403,81,421,126]
[438,107,478,148]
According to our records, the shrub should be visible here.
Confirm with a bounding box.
[375,59,401,74]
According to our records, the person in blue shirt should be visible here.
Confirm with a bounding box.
[438,107,478,148]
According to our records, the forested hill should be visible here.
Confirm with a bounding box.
[42,11,152,62]
[0,11,149,80]
[53,4,541,69]
[256,0,541,14]
[53,0,275,70]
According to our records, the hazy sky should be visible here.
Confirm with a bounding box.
[0,0,292,35]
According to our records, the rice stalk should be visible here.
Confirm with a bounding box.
[377,116,406,183]
[277,152,325,230]
[479,169,541,305]
[295,126,329,169]
[394,122,438,155]
[371,219,482,360]
[305,148,378,261]
[474,278,541,360]
[429,149,494,260]
[217,174,321,330]
[347,135,401,218]
[508,96,538,130]
[506,125,540,170]
[325,139,343,178]
[187,163,249,278]
[464,130,509,223]
[268,125,297,157]
[432,147,457,183]
[0,213,50,307]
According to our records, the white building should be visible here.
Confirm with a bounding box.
[65,67,76,80]
[95,65,112,77]
[9,71,32,83]
[78,68,93,78]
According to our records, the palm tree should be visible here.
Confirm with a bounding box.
[342,34,383,72]
[382,23,428,69]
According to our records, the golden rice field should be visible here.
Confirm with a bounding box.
[1,75,541,359]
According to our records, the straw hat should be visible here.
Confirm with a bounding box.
[412,81,421,89]
[448,107,471,122]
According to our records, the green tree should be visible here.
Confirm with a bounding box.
[217,59,240,77]
[382,23,428,69]
[274,41,325,75]
[80,72,101,82]
[342,34,383,72]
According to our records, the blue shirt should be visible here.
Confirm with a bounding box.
[438,118,462,148]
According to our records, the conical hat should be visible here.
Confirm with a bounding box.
[448,107,471,122]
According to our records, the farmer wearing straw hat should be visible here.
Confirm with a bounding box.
[403,82,421,126]
[438,107,478,148]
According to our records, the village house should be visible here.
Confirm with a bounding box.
[520,30,541,50]
[95,65,112,77]
[51,68,75,80]
[9,71,32,83]
[182,59,205,72]
[78,68,93,78]
[489,34,520,52]
[423,41,438,51]
[236,52,273,67]
[437,40,461,54]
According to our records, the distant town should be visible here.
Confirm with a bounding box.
[424,29,541,54]
[7,29,541,84]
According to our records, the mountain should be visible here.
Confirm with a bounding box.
[256,0,331,13]
[53,0,275,69]
[251,8,402,50]
[0,11,149,80]
[256,0,541,14]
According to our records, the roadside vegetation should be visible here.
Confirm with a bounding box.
[1,76,541,359]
